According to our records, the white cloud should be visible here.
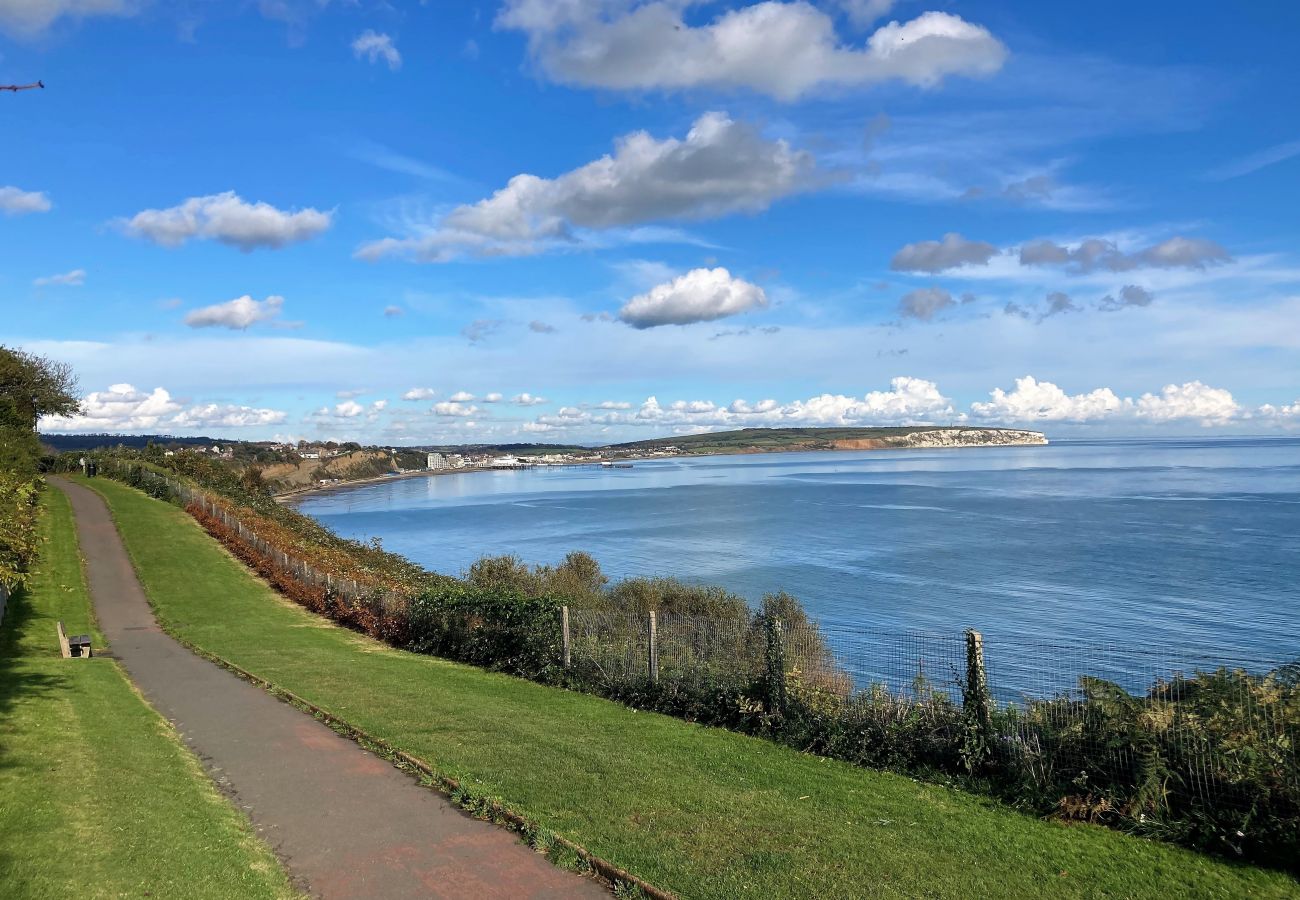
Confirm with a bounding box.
[0,0,135,37]
[971,377,1242,427]
[497,2,1006,101]
[839,0,894,29]
[402,387,436,401]
[1135,381,1240,425]
[121,191,332,251]
[891,233,999,273]
[512,392,548,406]
[898,286,954,321]
[333,400,364,418]
[40,382,285,433]
[41,383,180,432]
[170,403,287,428]
[483,392,504,402]
[0,185,51,214]
[34,268,86,287]
[356,112,816,261]
[619,266,767,328]
[184,295,286,330]
[531,377,955,431]
[433,401,478,417]
[971,376,1128,422]
[448,390,476,402]
[351,29,401,70]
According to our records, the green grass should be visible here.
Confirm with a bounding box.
[85,477,1300,899]
[0,487,296,900]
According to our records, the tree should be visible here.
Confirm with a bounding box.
[0,345,79,430]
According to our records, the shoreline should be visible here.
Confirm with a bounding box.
[276,435,1050,503]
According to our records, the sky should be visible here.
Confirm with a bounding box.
[2,0,1299,445]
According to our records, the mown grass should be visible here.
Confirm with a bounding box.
[0,487,297,900]
[86,477,1300,899]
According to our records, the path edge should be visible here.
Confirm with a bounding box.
[73,477,674,900]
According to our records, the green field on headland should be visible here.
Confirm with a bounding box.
[80,475,1300,899]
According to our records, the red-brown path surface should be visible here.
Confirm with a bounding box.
[54,478,609,899]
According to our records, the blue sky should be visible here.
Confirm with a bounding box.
[3,0,1299,444]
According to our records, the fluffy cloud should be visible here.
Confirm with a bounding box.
[512,392,548,406]
[529,377,955,432]
[433,401,478,417]
[619,267,768,328]
[184,295,286,330]
[0,0,135,37]
[0,185,51,214]
[402,387,436,401]
[898,286,954,321]
[122,191,332,251]
[352,30,400,69]
[34,268,86,287]
[891,233,998,273]
[483,392,504,403]
[1135,381,1240,424]
[356,112,815,261]
[170,403,288,428]
[332,400,364,418]
[971,376,1128,422]
[448,391,476,402]
[972,376,1242,426]
[41,383,180,431]
[497,1,1006,101]
[1019,236,1231,273]
[40,382,285,432]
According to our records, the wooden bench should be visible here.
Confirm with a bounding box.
[56,621,92,658]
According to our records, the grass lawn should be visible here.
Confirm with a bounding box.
[86,476,1300,899]
[0,487,297,900]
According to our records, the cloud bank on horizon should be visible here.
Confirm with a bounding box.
[4,0,1300,444]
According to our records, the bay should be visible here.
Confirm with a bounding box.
[289,437,1300,691]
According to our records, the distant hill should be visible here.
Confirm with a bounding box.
[606,426,1047,454]
[40,433,224,452]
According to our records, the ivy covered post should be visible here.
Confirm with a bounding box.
[648,610,659,684]
[765,615,787,716]
[962,628,993,772]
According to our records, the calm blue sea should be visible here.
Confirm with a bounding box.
[289,438,1300,674]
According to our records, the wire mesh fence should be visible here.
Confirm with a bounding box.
[97,458,1300,845]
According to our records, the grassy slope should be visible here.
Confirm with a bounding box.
[87,477,1298,900]
[0,488,296,900]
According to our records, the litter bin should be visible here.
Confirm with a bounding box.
[86,460,97,478]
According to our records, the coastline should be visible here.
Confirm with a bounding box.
[277,432,1049,503]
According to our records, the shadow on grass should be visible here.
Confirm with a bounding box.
[0,585,70,767]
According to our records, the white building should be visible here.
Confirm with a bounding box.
[427,452,448,470]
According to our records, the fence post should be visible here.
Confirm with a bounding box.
[562,605,571,669]
[962,628,993,772]
[648,610,658,684]
[765,615,787,715]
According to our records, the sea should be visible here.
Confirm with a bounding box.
[288,437,1300,694]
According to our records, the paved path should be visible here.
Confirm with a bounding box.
[54,478,607,899]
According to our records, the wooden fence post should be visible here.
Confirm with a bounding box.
[765,615,786,715]
[962,628,993,772]
[648,610,658,684]
[562,605,571,669]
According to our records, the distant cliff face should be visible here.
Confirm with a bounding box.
[831,428,1048,451]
